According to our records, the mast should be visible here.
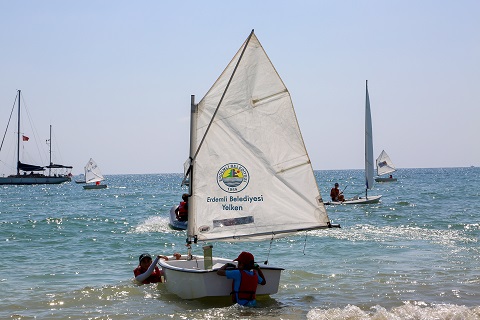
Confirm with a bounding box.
[16,90,21,176]
[48,125,52,176]
[189,95,196,190]
[365,80,369,198]
[187,95,197,242]
[186,30,255,243]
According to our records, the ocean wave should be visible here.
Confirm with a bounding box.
[311,224,477,247]
[308,302,480,320]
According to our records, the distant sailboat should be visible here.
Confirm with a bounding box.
[83,158,107,189]
[75,174,86,184]
[326,81,382,205]
[0,90,72,185]
[375,150,397,182]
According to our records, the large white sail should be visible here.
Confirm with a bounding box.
[187,31,330,242]
[376,150,396,176]
[84,158,104,184]
[365,81,375,190]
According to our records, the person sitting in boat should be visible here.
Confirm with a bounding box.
[133,253,169,284]
[330,183,345,202]
[216,251,266,307]
[174,193,189,221]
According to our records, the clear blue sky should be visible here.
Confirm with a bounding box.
[1,1,479,174]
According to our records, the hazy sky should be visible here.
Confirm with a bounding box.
[1,1,478,175]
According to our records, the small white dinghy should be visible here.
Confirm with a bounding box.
[326,81,381,205]
[82,158,107,189]
[168,205,187,230]
[375,150,397,182]
[159,252,283,300]
[159,30,339,300]
[325,194,382,205]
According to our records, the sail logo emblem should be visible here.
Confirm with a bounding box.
[217,163,249,193]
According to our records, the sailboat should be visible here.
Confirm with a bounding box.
[326,81,382,205]
[168,205,188,230]
[82,158,107,189]
[0,90,72,185]
[167,162,190,230]
[74,174,86,184]
[159,30,339,300]
[374,150,397,182]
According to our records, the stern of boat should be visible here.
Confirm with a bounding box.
[159,255,283,299]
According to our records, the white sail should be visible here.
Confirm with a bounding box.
[365,81,375,190]
[84,158,104,183]
[187,31,331,242]
[376,150,396,176]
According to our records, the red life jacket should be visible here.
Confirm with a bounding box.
[177,201,188,219]
[231,270,259,303]
[133,266,163,284]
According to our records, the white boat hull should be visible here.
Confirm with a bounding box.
[325,194,382,205]
[375,177,397,182]
[159,255,283,300]
[0,176,70,185]
[83,184,107,189]
[169,205,187,230]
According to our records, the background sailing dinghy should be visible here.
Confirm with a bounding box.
[325,81,382,205]
[168,160,192,230]
[75,174,86,184]
[0,90,72,185]
[375,150,397,182]
[168,205,187,230]
[159,30,339,300]
[83,158,107,189]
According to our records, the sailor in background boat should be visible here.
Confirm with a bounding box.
[216,251,266,307]
[133,253,170,284]
[330,183,345,202]
[174,193,189,221]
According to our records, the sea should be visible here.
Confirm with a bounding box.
[1,167,479,320]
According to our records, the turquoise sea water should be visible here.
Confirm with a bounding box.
[1,167,479,319]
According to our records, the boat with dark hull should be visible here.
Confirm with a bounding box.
[0,91,72,185]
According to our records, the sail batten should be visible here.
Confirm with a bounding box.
[252,89,289,105]
[187,31,331,242]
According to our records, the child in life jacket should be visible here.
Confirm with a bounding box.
[133,253,168,284]
[216,251,266,307]
[174,193,189,221]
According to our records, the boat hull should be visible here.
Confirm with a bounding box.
[325,194,382,205]
[0,176,70,185]
[83,184,107,189]
[159,255,283,300]
[168,205,187,230]
[375,177,397,182]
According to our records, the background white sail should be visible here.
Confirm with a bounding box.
[365,81,375,190]
[188,32,330,242]
[84,158,104,184]
[376,150,396,176]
